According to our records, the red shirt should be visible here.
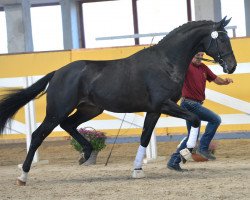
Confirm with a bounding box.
[182,62,217,101]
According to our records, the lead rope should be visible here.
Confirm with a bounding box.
[105,113,126,166]
[200,57,217,63]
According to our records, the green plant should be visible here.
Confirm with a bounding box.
[71,127,107,152]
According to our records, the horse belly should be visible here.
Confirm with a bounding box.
[91,92,150,113]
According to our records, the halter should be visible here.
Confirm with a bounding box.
[205,27,233,73]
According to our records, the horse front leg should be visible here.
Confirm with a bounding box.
[161,100,201,160]
[132,112,160,179]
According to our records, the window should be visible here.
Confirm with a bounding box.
[82,0,134,48]
[137,0,188,45]
[31,5,63,51]
[221,0,246,37]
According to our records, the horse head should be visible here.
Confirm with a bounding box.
[203,16,237,74]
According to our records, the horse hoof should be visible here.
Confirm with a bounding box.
[16,178,26,186]
[132,169,146,179]
[79,151,90,165]
[78,154,86,165]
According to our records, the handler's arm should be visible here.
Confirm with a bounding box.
[213,77,233,85]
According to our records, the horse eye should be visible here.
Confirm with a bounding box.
[220,38,225,43]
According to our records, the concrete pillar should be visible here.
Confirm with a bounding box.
[60,0,81,49]
[4,0,33,53]
[194,0,222,22]
[245,0,250,36]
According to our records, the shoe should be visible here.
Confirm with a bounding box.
[167,164,188,172]
[197,149,216,160]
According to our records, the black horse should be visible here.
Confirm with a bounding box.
[0,17,236,185]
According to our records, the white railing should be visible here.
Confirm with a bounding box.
[96,26,237,42]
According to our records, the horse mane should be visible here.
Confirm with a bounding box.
[157,20,214,45]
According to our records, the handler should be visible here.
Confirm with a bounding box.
[167,52,233,172]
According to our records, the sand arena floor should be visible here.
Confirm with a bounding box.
[0,139,250,200]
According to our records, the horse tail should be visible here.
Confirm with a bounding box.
[0,71,55,134]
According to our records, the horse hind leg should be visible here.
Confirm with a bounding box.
[160,100,201,160]
[17,116,60,186]
[60,104,103,165]
[132,112,160,179]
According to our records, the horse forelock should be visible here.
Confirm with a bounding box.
[157,20,214,45]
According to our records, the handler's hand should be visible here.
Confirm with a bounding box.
[224,78,233,84]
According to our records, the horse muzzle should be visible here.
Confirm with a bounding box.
[227,65,236,74]
[220,59,236,74]
[222,64,236,74]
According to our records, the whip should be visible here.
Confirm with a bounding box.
[105,113,126,166]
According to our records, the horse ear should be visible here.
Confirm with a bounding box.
[217,16,231,28]
[223,17,232,27]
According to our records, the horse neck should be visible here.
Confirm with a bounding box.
[157,25,211,77]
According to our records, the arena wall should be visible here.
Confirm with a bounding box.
[0,37,250,139]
